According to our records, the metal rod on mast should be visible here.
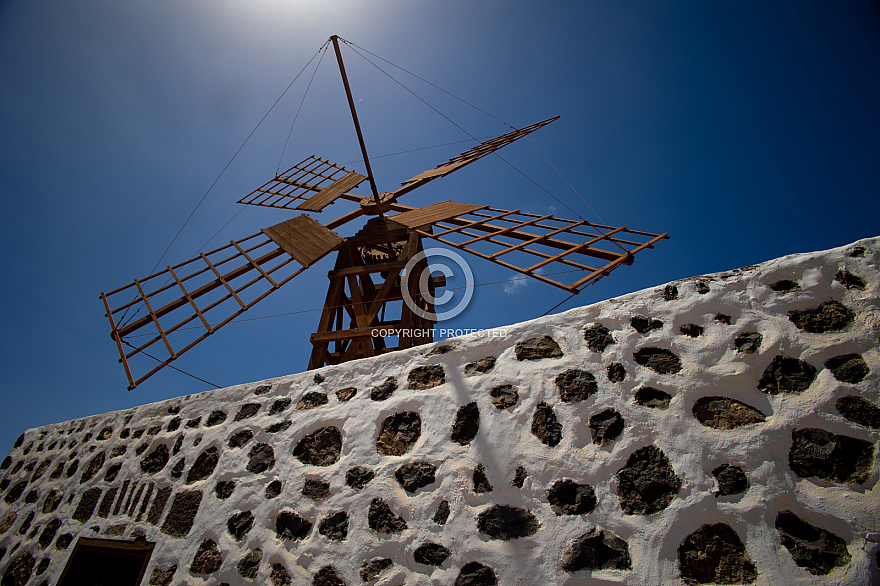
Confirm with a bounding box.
[330,35,379,198]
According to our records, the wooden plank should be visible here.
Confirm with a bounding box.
[390,201,486,229]
[297,171,367,212]
[262,214,344,267]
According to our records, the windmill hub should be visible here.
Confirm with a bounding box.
[360,191,396,215]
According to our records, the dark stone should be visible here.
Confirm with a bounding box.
[584,324,615,352]
[395,462,437,493]
[489,384,518,409]
[531,402,562,447]
[663,284,678,300]
[254,384,272,395]
[408,365,445,389]
[464,356,496,376]
[313,566,344,586]
[237,550,262,580]
[205,410,227,427]
[635,387,672,409]
[113,480,130,515]
[66,459,80,477]
[735,332,762,354]
[140,444,169,474]
[267,420,292,433]
[263,479,282,499]
[170,458,185,478]
[452,402,480,445]
[695,281,710,294]
[227,510,254,541]
[318,511,348,541]
[547,479,597,515]
[55,534,73,550]
[49,461,64,478]
[0,511,16,535]
[678,523,757,585]
[477,505,539,540]
[712,464,749,497]
[35,558,49,576]
[336,387,357,401]
[376,412,421,456]
[147,426,161,436]
[680,324,703,338]
[634,347,682,374]
[303,479,330,500]
[13,434,24,448]
[776,510,851,575]
[247,443,275,474]
[190,539,222,575]
[120,428,131,438]
[269,398,291,415]
[1,552,35,586]
[160,490,203,537]
[186,446,219,484]
[16,511,33,535]
[185,417,201,428]
[368,498,407,533]
[563,529,632,572]
[825,353,870,384]
[617,445,681,515]
[98,487,118,517]
[427,344,454,356]
[29,459,49,480]
[361,558,393,582]
[37,518,62,549]
[275,510,312,541]
[555,369,598,403]
[42,489,62,514]
[171,434,184,456]
[631,315,663,334]
[165,418,180,433]
[836,396,880,429]
[271,563,292,586]
[297,391,328,410]
[693,396,766,429]
[293,427,342,466]
[607,362,626,383]
[0,456,9,470]
[433,500,450,525]
[835,269,865,290]
[345,466,375,490]
[111,445,127,458]
[72,487,102,522]
[226,429,254,448]
[455,562,497,586]
[788,428,874,484]
[757,355,817,394]
[235,403,261,421]
[849,246,866,257]
[515,336,563,360]
[215,480,235,499]
[789,301,855,333]
[473,464,493,493]
[24,489,38,504]
[511,466,528,488]
[313,373,325,384]
[414,543,450,566]
[370,377,398,401]
[770,279,800,293]
[590,409,624,445]
[132,429,144,439]
[97,426,113,440]
[715,313,732,325]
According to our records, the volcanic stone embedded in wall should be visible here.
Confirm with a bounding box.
[635,387,672,409]
[734,332,762,354]
[464,356,495,376]
[275,510,312,541]
[489,384,518,409]
[680,324,703,338]
[147,486,172,525]
[190,539,222,575]
[776,510,851,575]
[547,479,597,516]
[789,301,855,333]
[313,566,344,586]
[409,365,445,389]
[395,462,436,493]
[531,402,562,447]
[265,480,282,499]
[433,500,450,525]
[2,551,35,586]
[72,487,101,522]
[297,391,328,410]
[187,446,219,483]
[472,464,493,493]
[678,523,757,585]
[477,505,539,540]
[455,562,497,586]
[590,409,624,445]
[835,269,866,290]
[562,529,631,572]
[237,549,262,580]
[414,542,450,566]
[555,369,598,403]
[346,466,375,490]
[788,428,873,484]
[451,402,479,445]
[267,420,292,433]
[712,464,749,497]
[836,396,880,429]
[376,412,421,456]
[607,363,626,383]
[370,376,398,400]
[515,335,563,360]
[269,398,291,415]
[271,562,292,586]
[303,479,330,500]
[97,487,118,517]
[170,458,185,478]
[140,444,169,474]
[692,397,766,430]
[228,510,254,541]
[664,284,678,300]
[617,445,681,515]
[38,518,61,548]
[368,498,407,533]
[336,387,357,401]
[511,466,528,488]
[584,324,614,352]
[160,490,203,537]
[758,355,817,394]
[205,410,227,426]
[634,347,682,374]
[215,480,235,500]
[631,316,663,334]
[228,429,254,449]
[318,511,348,541]
[825,353,870,383]
[293,427,342,466]
[247,443,275,473]
[770,279,800,293]
[361,558,393,582]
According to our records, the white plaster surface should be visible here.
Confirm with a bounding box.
[2,236,879,585]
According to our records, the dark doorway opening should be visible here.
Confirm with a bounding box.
[57,537,154,586]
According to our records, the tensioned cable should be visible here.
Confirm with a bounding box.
[277,43,329,175]
[122,340,221,389]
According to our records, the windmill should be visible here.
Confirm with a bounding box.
[101,36,669,390]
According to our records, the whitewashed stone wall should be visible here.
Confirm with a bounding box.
[2,236,879,585]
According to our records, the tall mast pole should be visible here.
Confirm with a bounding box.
[330,35,379,198]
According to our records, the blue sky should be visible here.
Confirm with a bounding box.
[1,0,879,453]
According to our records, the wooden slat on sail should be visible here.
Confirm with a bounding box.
[261,215,344,267]
[238,156,363,210]
[297,171,366,212]
[388,201,486,229]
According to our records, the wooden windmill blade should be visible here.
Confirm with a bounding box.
[100,215,345,390]
[387,203,669,293]
[237,155,367,212]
